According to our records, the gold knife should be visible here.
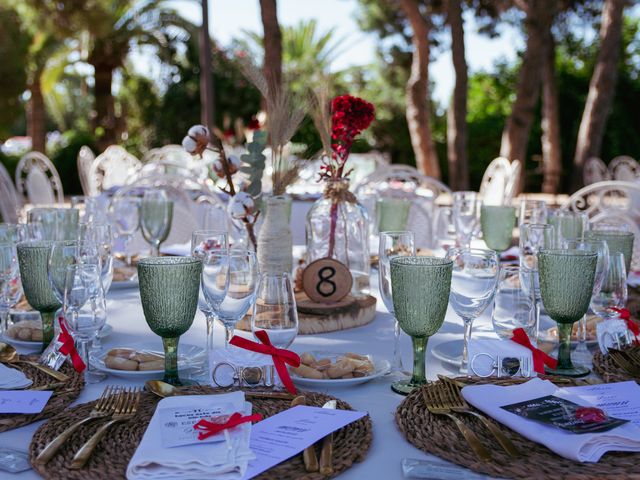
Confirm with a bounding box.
[319,400,337,475]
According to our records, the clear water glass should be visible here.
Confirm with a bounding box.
[538,249,597,377]
[27,207,79,241]
[0,224,27,243]
[518,199,547,226]
[0,243,23,334]
[140,190,173,257]
[480,205,516,252]
[251,272,298,349]
[79,223,114,294]
[591,252,628,319]
[446,248,499,374]
[379,231,416,376]
[63,263,106,383]
[376,198,411,232]
[585,229,634,280]
[191,230,228,358]
[491,266,534,340]
[548,210,587,245]
[453,193,480,249]
[390,256,452,394]
[48,240,99,304]
[109,196,140,265]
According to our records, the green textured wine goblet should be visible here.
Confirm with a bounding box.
[585,230,634,278]
[480,205,516,252]
[390,256,453,394]
[537,249,597,377]
[377,198,411,232]
[16,241,60,350]
[137,256,202,386]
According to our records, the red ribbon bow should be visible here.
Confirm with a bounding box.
[229,330,301,394]
[193,412,263,440]
[510,328,557,374]
[611,308,639,339]
[57,316,86,373]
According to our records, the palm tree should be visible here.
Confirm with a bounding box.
[27,0,191,148]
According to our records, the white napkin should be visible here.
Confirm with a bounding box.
[467,338,534,377]
[209,345,281,388]
[462,378,640,462]
[0,363,32,389]
[127,392,255,480]
[160,242,191,257]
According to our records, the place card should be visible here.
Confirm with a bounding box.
[560,381,640,427]
[243,405,367,479]
[0,391,53,414]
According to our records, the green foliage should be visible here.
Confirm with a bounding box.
[49,130,98,195]
[240,131,268,197]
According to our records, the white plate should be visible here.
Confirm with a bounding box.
[2,324,114,350]
[91,342,205,380]
[290,351,390,387]
[432,340,463,367]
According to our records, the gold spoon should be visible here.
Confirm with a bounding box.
[0,342,69,382]
[145,380,295,400]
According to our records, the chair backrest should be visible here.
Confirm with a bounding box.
[77,146,96,196]
[15,151,64,205]
[0,161,22,222]
[584,157,611,185]
[355,164,452,198]
[504,159,522,204]
[141,145,209,181]
[479,157,515,206]
[89,145,141,194]
[609,156,640,182]
[563,180,640,271]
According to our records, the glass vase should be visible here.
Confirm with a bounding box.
[306,178,370,296]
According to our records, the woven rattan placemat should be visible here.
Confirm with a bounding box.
[30,387,372,480]
[592,346,640,383]
[0,356,83,433]
[396,377,640,479]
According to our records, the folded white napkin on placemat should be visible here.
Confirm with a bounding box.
[0,363,32,389]
[127,392,255,480]
[462,378,640,462]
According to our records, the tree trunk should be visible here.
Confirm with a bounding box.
[91,61,117,150]
[573,0,625,190]
[499,1,546,185]
[446,0,468,190]
[27,73,46,153]
[540,26,562,194]
[259,0,282,92]
[399,0,440,178]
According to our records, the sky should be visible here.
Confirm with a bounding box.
[165,0,526,106]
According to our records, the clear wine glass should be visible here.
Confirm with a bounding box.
[79,223,114,294]
[215,250,259,349]
[48,240,99,304]
[446,247,499,374]
[109,196,140,266]
[548,210,588,245]
[491,266,535,340]
[453,193,480,249]
[518,199,547,226]
[519,223,555,341]
[251,272,298,348]
[379,231,415,376]
[140,190,173,257]
[0,224,27,243]
[591,252,628,319]
[63,263,106,383]
[191,230,228,358]
[0,243,23,335]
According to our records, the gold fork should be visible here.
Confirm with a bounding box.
[70,387,142,469]
[438,377,519,458]
[422,383,491,462]
[35,385,120,465]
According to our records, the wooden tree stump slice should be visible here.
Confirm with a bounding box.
[238,294,376,334]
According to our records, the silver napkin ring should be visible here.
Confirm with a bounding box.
[470,353,532,378]
[212,362,275,388]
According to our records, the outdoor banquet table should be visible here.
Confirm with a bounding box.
[2,263,496,479]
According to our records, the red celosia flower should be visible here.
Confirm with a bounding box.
[247,117,261,130]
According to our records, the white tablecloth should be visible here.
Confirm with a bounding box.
[2,272,493,479]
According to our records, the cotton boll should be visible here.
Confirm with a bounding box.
[228,191,255,220]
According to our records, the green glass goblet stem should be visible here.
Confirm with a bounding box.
[137,257,202,386]
[390,256,453,395]
[16,241,61,351]
[556,323,574,371]
[480,205,516,252]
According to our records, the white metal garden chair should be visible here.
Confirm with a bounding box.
[88,145,141,194]
[15,151,64,205]
[609,156,640,182]
[479,157,520,206]
[0,161,22,222]
[77,146,95,196]
[583,157,611,185]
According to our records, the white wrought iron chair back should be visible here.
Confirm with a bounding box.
[77,146,96,196]
[479,157,519,206]
[15,151,64,205]
[0,161,22,222]
[563,180,640,271]
[141,145,209,182]
[609,156,640,182]
[583,157,611,185]
[89,145,141,194]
